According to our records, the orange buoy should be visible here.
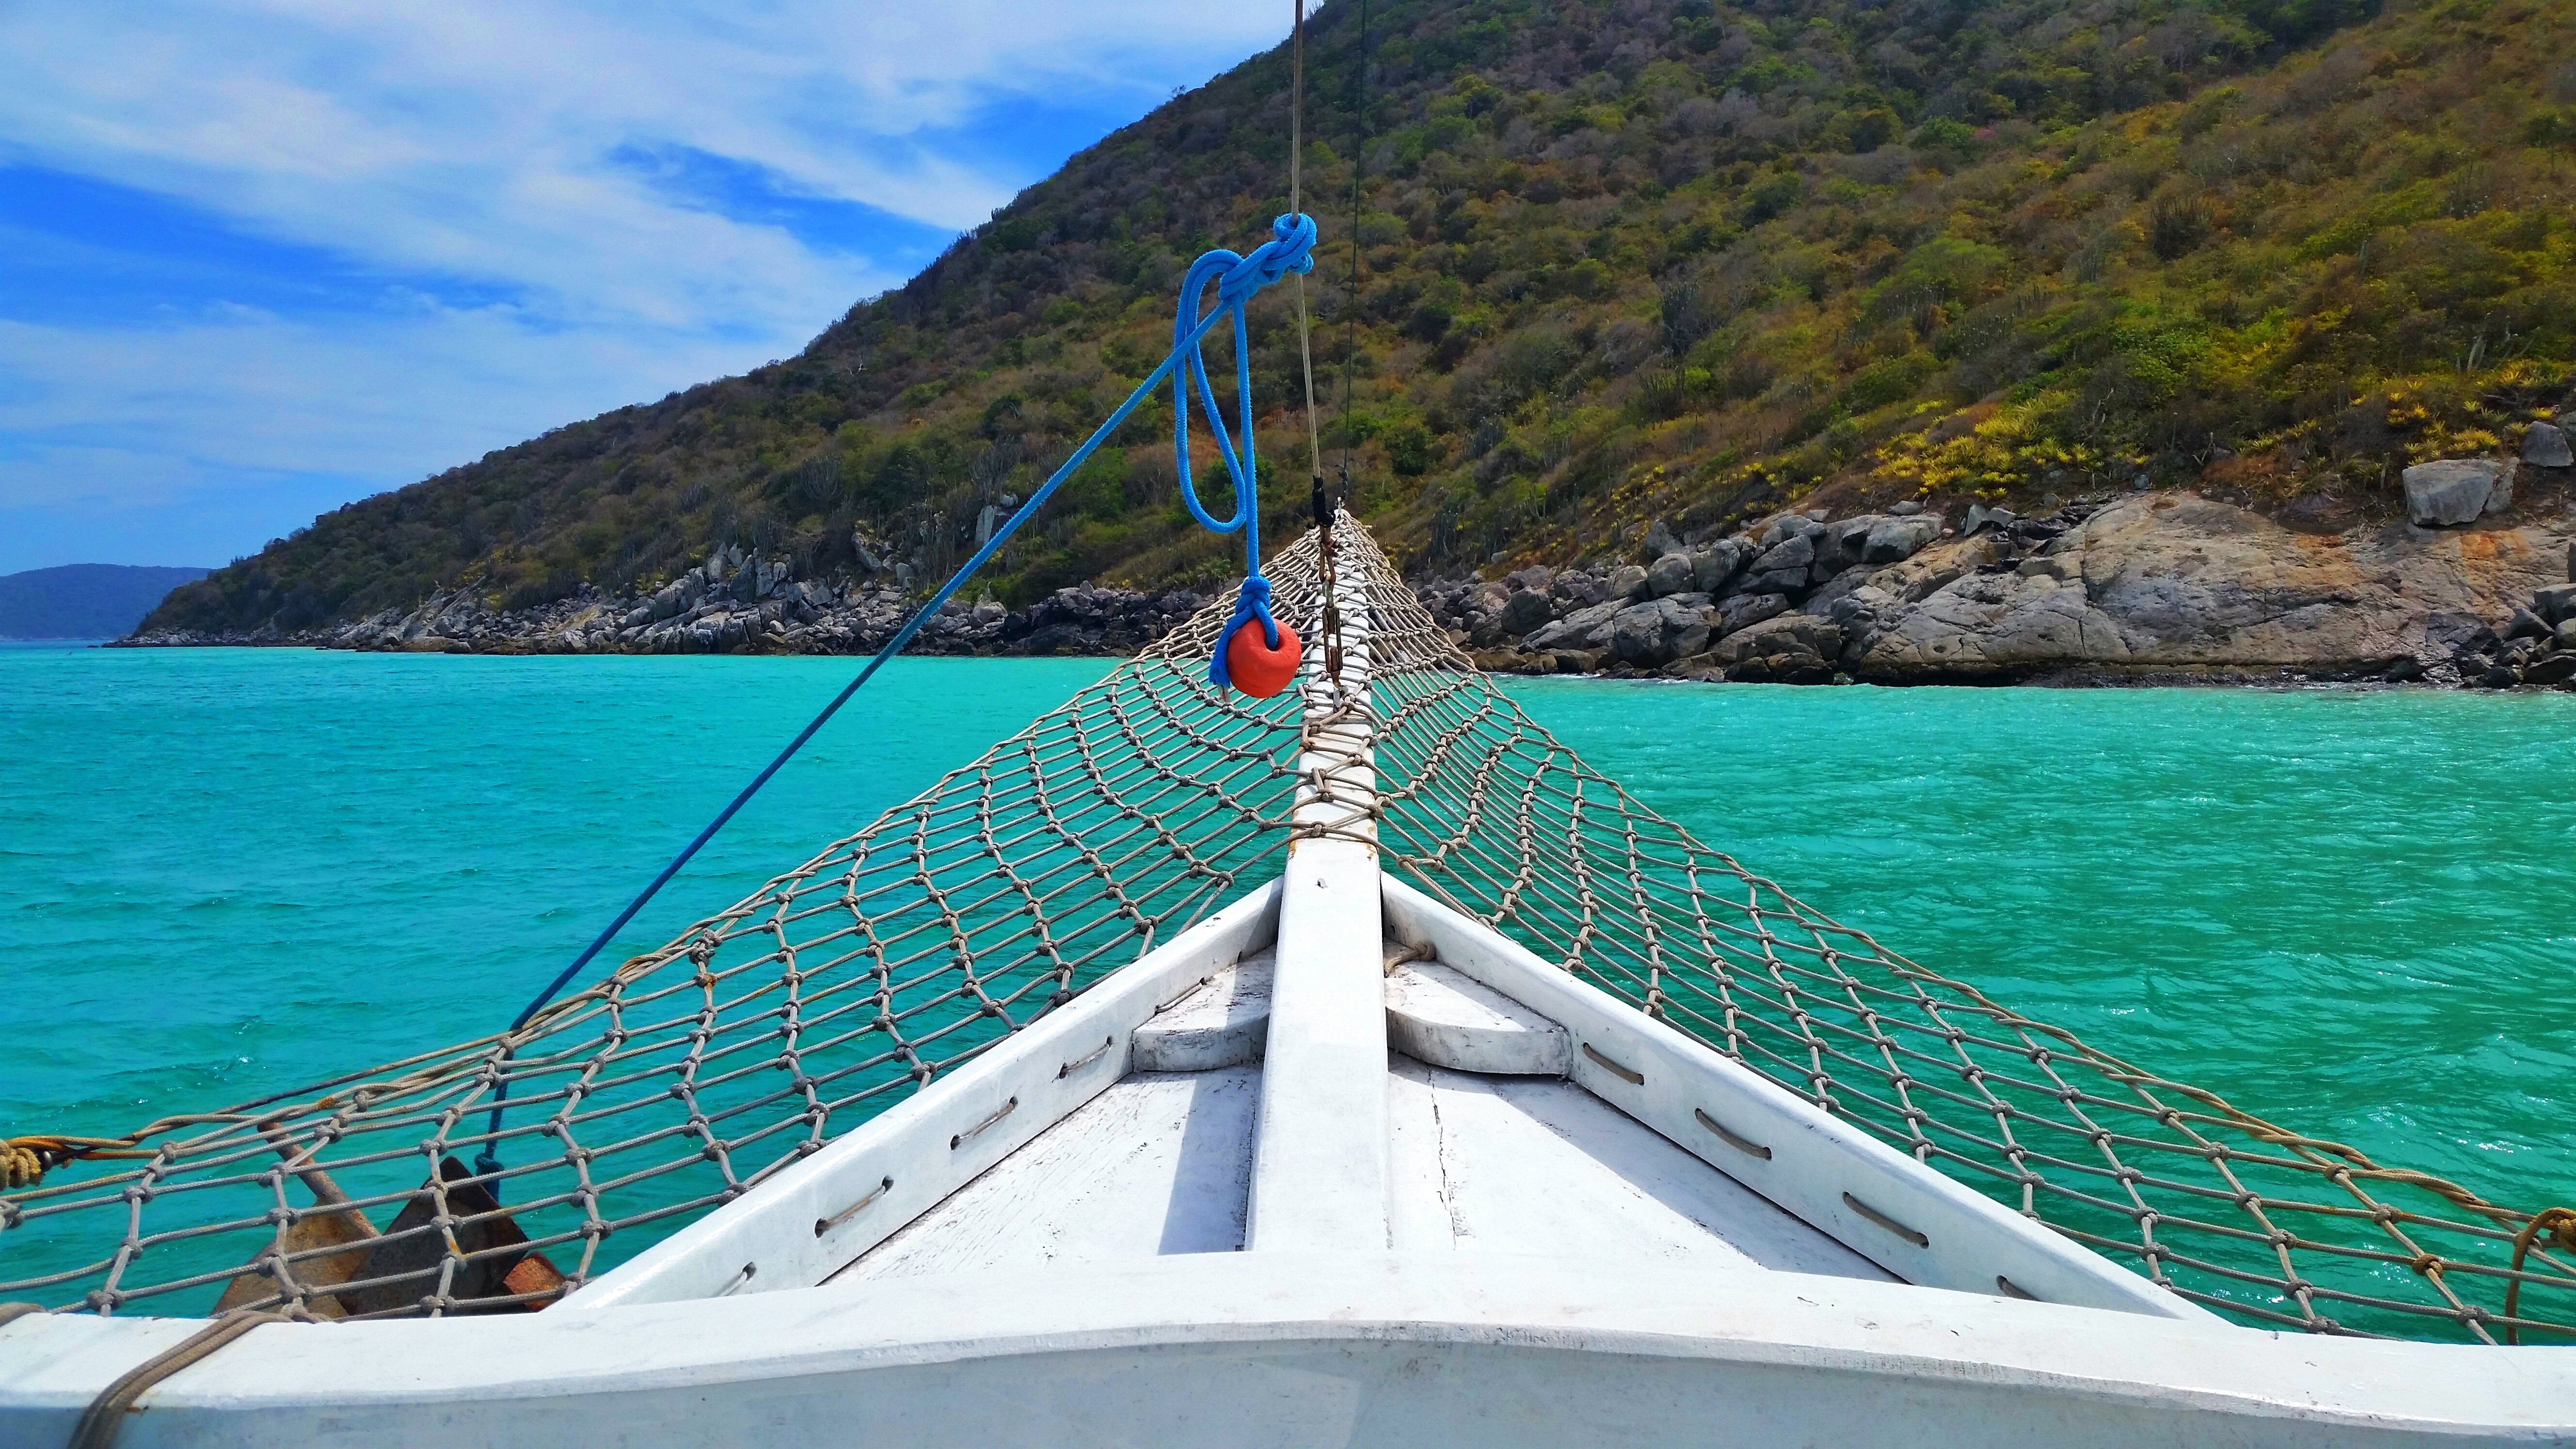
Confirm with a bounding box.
[1224,617,1302,698]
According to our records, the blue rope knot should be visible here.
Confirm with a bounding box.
[1219,212,1318,307]
[1210,575,1280,691]
[1174,212,1315,689]
[475,210,1324,1187]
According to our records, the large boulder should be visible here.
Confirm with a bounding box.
[1692,540,1750,594]
[1821,582,1899,637]
[1608,564,1651,600]
[1607,597,1713,666]
[1759,514,1823,548]
[1964,503,2016,535]
[1500,589,1553,635]
[1743,565,1812,596]
[2525,422,2574,468]
[1712,591,1791,638]
[1809,518,1877,580]
[1703,614,1847,673]
[2525,652,2576,686]
[1803,565,1876,613]
[1750,533,1814,576]
[1863,516,1943,564]
[2487,460,2517,515]
[1526,599,1623,651]
[1646,552,1697,597]
[2403,459,2513,526]
[2535,584,2576,625]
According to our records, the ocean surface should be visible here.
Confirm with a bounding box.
[4,643,2571,1259]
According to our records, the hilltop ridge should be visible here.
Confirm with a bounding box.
[143,0,2576,639]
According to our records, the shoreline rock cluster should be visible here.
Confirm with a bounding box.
[2458,580,2576,690]
[123,473,2576,691]
[1419,501,1953,684]
[1424,488,2576,688]
[120,543,1207,659]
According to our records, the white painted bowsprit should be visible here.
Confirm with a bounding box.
[1245,545,1388,1252]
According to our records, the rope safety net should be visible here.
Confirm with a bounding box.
[3,518,2570,1344]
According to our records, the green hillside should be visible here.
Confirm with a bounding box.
[147,0,2576,635]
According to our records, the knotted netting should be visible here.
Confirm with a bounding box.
[3,517,2568,1345]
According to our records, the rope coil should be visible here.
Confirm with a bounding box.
[1172,211,1316,689]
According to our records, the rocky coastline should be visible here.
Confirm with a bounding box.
[122,461,2576,691]
[121,557,1214,661]
[1432,469,2576,690]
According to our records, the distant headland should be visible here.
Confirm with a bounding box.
[0,564,211,641]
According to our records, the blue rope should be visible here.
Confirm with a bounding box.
[1175,212,1315,687]
[472,212,1317,1186]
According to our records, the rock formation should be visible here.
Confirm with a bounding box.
[1418,464,2576,690]
[123,456,2576,692]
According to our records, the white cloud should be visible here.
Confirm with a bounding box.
[0,306,755,567]
[0,1,1287,323]
[0,308,741,495]
[0,0,1288,570]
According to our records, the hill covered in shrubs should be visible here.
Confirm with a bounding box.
[147,0,2576,635]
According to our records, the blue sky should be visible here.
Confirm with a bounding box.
[0,2,1287,574]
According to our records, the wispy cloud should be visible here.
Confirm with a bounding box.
[0,0,1285,572]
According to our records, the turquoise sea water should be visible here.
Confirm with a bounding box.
[3,644,2570,1250]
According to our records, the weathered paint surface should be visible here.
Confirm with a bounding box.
[1130,952,1272,1072]
[837,1067,1259,1281]
[1386,1055,1887,1279]
[563,880,1283,1311]
[1382,876,2210,1320]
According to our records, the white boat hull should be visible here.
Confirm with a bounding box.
[4,1251,2565,1447]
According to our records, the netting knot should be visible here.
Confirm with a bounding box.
[2,1140,44,1190]
[1,1134,140,1189]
